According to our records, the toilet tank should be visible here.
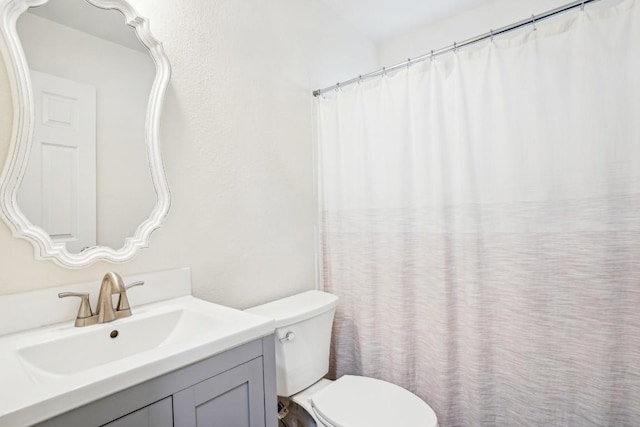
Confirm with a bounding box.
[246,290,339,397]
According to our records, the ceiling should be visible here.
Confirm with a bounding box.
[318,0,493,42]
[26,0,494,54]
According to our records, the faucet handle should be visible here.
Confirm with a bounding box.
[116,281,144,316]
[126,281,145,291]
[59,292,94,326]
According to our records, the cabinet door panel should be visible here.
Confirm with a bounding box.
[174,358,265,427]
[101,397,172,427]
[196,382,250,426]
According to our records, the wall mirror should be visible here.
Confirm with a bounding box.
[0,0,170,268]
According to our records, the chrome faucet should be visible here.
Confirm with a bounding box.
[59,272,144,327]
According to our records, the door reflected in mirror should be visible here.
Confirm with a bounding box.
[16,0,156,254]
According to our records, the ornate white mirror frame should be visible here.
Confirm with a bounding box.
[0,0,171,268]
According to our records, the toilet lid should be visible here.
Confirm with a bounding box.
[309,375,438,427]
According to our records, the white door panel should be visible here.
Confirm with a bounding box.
[18,70,96,253]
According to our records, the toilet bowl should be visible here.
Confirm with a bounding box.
[246,290,438,427]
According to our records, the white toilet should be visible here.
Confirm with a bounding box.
[247,290,438,427]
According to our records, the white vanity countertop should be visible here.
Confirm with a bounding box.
[0,295,275,426]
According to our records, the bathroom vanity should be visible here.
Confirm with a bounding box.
[0,269,278,426]
[37,336,276,427]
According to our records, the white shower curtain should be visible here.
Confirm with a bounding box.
[316,2,640,425]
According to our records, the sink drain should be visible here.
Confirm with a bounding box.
[110,330,119,339]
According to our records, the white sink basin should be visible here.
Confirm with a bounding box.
[0,295,275,426]
[17,307,215,381]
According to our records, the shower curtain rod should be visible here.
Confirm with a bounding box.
[312,0,599,97]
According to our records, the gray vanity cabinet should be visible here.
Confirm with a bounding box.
[101,398,173,427]
[173,358,266,427]
[36,335,276,427]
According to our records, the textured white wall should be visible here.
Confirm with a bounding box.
[378,0,575,66]
[0,0,377,308]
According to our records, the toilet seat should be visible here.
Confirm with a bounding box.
[309,375,438,427]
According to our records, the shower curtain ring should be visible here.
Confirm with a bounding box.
[531,14,537,31]
[430,50,434,61]
[453,41,458,52]
[358,75,362,85]
[407,58,411,69]
[581,0,586,11]
[490,29,494,42]
[382,67,387,77]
